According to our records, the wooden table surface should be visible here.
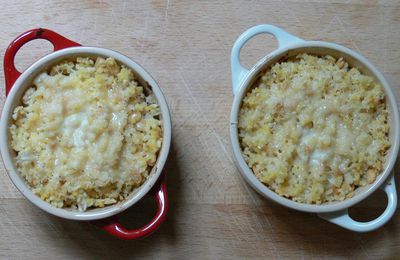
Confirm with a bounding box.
[1,0,400,259]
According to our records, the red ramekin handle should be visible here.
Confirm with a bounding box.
[4,28,81,96]
[94,174,168,240]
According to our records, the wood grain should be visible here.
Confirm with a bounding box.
[1,0,400,259]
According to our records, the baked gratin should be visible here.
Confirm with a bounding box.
[238,54,390,204]
[10,57,163,211]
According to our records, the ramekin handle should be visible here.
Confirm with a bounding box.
[318,173,397,232]
[93,173,168,240]
[3,28,80,96]
[231,24,304,95]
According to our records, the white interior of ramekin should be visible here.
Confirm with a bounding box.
[230,41,400,213]
[0,47,171,220]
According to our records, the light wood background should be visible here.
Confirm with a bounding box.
[1,0,400,259]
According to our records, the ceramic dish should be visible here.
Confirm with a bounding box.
[230,24,399,232]
[0,28,172,239]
